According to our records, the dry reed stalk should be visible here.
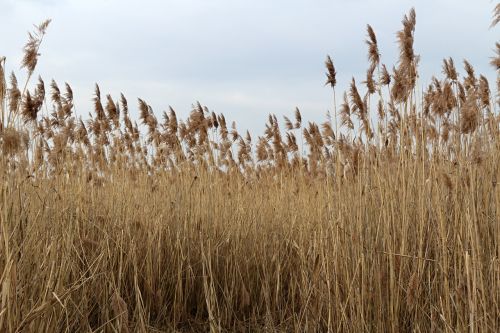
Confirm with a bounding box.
[0,57,5,129]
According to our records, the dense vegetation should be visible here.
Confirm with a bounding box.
[0,5,499,332]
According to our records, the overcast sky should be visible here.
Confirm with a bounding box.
[1,0,498,134]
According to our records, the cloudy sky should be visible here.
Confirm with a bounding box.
[1,0,498,133]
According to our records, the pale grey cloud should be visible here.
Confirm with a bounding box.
[0,0,498,134]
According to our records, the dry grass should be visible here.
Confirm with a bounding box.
[0,6,499,333]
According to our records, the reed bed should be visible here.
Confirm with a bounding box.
[0,6,499,332]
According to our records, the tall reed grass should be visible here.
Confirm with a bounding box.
[0,5,499,332]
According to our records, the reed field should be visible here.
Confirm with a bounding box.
[0,5,499,332]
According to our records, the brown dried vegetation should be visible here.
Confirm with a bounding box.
[0,6,499,333]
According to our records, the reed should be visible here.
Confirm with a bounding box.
[0,5,499,332]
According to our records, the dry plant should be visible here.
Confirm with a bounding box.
[0,4,499,333]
